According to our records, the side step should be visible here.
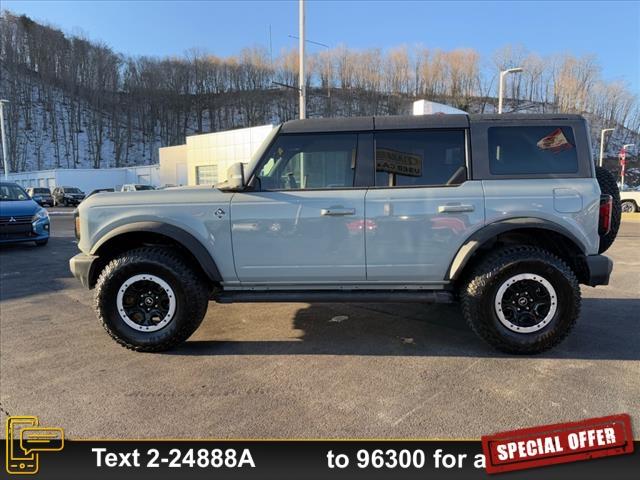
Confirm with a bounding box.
[214,290,455,304]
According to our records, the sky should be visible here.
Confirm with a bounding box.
[3,0,640,91]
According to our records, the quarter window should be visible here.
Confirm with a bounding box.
[375,130,466,187]
[255,133,357,190]
[488,126,579,175]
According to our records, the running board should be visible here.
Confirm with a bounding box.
[214,290,455,304]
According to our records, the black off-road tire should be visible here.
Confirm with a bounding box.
[461,245,580,354]
[595,166,621,253]
[95,247,210,352]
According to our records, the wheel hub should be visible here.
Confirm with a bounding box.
[494,273,557,333]
[116,274,176,332]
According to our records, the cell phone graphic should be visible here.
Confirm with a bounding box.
[6,416,39,474]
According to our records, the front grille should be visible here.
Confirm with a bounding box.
[0,215,33,226]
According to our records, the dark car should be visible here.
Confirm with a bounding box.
[52,186,85,206]
[26,187,54,207]
[0,182,50,246]
[85,188,115,200]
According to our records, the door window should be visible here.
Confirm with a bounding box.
[255,133,357,190]
[375,130,466,187]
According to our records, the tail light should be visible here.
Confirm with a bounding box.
[599,195,612,236]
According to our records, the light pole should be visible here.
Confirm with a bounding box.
[0,99,9,180]
[289,35,331,111]
[498,67,523,114]
[598,128,614,167]
[298,0,306,119]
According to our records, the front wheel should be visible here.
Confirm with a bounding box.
[95,247,210,352]
[461,245,580,354]
[621,200,637,213]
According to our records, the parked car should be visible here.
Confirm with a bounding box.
[26,187,54,207]
[121,184,156,192]
[52,186,85,206]
[0,182,50,246]
[70,114,620,354]
[85,188,115,200]
[620,188,640,213]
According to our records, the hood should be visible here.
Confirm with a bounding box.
[78,185,229,212]
[0,199,40,217]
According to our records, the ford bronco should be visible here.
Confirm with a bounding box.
[70,114,621,354]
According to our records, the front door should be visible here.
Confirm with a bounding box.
[365,128,485,283]
[231,132,367,284]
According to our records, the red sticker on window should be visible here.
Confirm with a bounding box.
[537,128,574,153]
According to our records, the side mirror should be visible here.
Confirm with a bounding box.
[227,162,245,190]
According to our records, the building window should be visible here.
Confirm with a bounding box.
[196,165,218,185]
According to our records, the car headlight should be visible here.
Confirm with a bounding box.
[32,208,49,222]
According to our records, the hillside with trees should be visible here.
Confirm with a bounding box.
[1,11,638,175]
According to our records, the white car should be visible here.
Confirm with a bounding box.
[620,189,640,213]
[120,184,156,192]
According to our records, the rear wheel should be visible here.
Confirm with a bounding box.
[461,245,580,354]
[595,166,621,253]
[95,247,210,352]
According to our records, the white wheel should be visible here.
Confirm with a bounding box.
[116,274,176,332]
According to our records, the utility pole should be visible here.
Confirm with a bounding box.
[0,99,9,180]
[498,67,523,114]
[599,128,614,167]
[298,0,306,119]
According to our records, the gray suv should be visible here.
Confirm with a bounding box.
[70,114,620,354]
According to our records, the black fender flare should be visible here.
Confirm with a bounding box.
[447,217,587,281]
[91,221,222,282]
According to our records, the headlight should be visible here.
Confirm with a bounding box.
[32,208,49,222]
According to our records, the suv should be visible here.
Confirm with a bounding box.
[620,187,640,213]
[26,187,54,207]
[70,114,620,354]
[52,186,85,206]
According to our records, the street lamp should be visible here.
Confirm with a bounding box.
[0,99,9,180]
[298,0,306,119]
[598,128,614,167]
[498,67,523,114]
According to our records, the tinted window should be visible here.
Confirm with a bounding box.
[488,126,578,175]
[256,133,357,190]
[65,187,82,193]
[375,130,466,187]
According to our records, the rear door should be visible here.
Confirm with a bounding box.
[230,132,369,284]
[365,128,485,282]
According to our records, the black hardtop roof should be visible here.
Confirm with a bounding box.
[280,113,585,133]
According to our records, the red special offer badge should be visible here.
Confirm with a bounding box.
[482,414,634,474]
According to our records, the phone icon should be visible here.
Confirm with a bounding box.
[6,416,39,474]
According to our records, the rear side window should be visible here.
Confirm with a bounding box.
[375,130,466,187]
[488,126,578,175]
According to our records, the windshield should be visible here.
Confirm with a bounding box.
[0,184,30,201]
[65,188,82,193]
[136,185,155,190]
[33,188,50,194]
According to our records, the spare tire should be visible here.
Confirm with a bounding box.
[595,166,621,253]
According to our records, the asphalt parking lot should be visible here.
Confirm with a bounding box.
[1,211,639,439]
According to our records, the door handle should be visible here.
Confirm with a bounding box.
[437,204,475,213]
[321,208,356,216]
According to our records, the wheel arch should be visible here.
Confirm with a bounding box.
[448,218,588,284]
[89,222,222,287]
